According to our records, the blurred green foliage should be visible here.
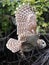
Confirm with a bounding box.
[0,0,49,37]
[0,15,14,37]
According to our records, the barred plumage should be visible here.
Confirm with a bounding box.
[15,4,37,35]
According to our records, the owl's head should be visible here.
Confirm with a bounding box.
[37,39,46,49]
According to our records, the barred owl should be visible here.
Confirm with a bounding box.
[6,3,46,54]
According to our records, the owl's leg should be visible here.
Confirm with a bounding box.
[18,50,26,58]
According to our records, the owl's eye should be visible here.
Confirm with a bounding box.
[42,42,44,44]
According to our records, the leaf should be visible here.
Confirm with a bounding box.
[42,23,48,27]
[46,2,49,7]
[36,26,40,33]
[38,0,47,2]
[43,8,48,11]
[36,11,43,16]
[22,0,35,4]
